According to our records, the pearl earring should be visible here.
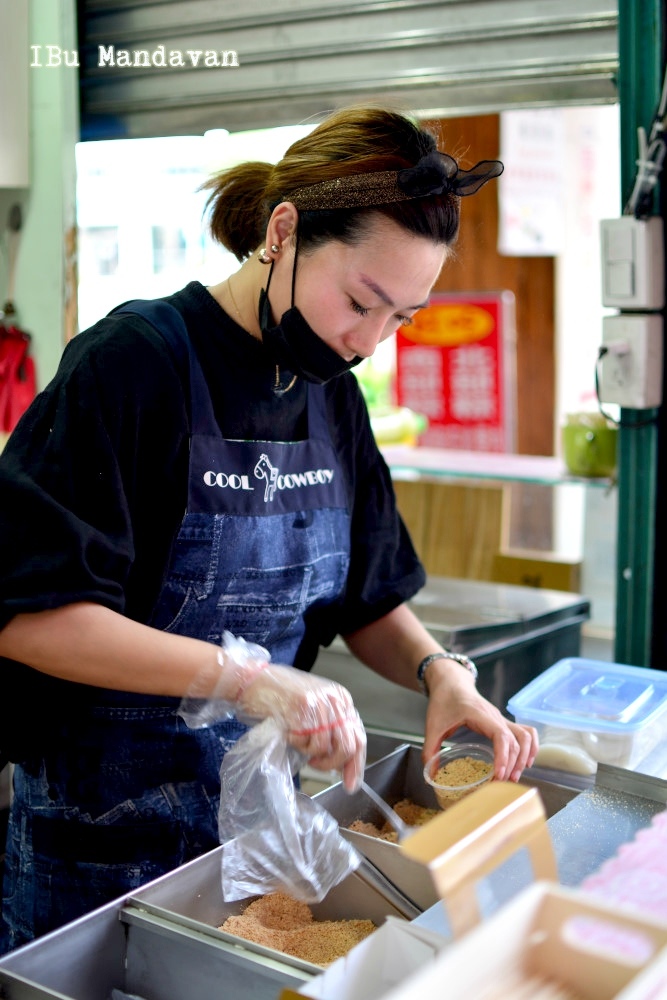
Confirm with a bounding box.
[258,244,281,264]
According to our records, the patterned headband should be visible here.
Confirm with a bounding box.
[288,151,504,211]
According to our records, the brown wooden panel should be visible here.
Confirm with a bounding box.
[393,479,507,580]
[425,114,556,460]
[392,478,431,559]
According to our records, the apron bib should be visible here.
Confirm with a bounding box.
[1,300,351,951]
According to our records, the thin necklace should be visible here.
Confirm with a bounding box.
[226,274,246,328]
[273,366,298,395]
[227,274,298,395]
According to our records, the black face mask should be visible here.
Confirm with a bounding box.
[259,247,363,386]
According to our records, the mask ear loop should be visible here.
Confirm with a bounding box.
[290,224,300,307]
[260,223,298,317]
[258,255,275,331]
[263,257,275,296]
[259,229,301,395]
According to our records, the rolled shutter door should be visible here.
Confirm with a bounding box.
[78,0,618,139]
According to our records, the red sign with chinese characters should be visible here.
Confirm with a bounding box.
[395,292,516,452]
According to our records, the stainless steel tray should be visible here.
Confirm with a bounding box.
[127,843,420,975]
[0,895,308,1000]
[314,743,586,913]
[314,744,442,911]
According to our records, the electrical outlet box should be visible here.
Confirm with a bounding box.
[599,314,663,408]
[600,216,665,309]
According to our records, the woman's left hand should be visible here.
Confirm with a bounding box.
[343,603,538,783]
[423,659,538,781]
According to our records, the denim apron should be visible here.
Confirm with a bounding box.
[1,301,351,951]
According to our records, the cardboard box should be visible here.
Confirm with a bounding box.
[281,781,667,1000]
[493,548,582,592]
[366,883,667,1000]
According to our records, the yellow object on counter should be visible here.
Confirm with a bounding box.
[369,406,427,446]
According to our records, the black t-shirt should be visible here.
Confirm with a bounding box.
[0,282,424,686]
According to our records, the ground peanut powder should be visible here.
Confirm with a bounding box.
[434,756,493,786]
[432,755,493,807]
[219,892,376,966]
[348,798,438,842]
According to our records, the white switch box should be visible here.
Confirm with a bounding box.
[600,216,664,309]
[598,314,663,408]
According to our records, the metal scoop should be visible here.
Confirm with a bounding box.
[359,779,411,842]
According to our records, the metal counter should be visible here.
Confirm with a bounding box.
[313,742,595,913]
[2,742,666,999]
[415,762,667,939]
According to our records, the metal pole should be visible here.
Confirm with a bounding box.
[614,0,665,665]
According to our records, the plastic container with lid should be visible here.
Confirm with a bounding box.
[423,742,495,809]
[507,657,667,774]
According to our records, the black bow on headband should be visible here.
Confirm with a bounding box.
[397,151,504,198]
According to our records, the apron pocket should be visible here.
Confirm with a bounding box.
[213,564,311,648]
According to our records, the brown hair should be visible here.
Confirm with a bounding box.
[203,106,461,262]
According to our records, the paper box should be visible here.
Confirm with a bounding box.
[284,917,447,1000]
[367,882,667,1000]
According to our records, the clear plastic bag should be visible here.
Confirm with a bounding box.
[217,717,362,902]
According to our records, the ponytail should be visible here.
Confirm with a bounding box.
[203,161,274,261]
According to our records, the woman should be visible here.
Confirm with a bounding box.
[0,105,537,951]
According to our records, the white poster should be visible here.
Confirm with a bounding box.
[498,108,566,256]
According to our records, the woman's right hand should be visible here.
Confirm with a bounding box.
[238,663,367,793]
[177,631,366,792]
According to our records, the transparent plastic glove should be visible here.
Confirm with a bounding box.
[178,631,366,792]
[237,662,366,793]
[218,718,362,902]
[178,632,271,729]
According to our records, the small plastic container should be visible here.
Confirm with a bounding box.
[423,742,495,809]
[507,657,667,773]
